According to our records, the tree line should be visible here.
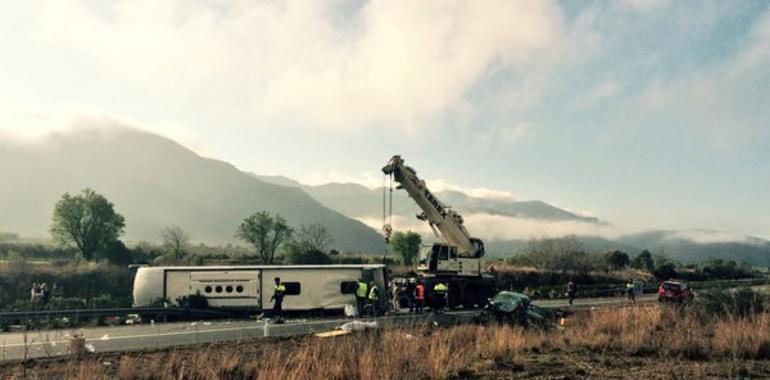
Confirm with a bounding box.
[47,188,360,265]
[505,236,755,280]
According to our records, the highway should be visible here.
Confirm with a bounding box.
[0,294,656,362]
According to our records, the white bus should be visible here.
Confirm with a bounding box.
[133,264,388,312]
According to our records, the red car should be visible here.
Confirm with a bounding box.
[658,280,694,303]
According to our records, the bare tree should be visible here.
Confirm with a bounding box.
[161,226,190,261]
[297,223,333,252]
[526,235,588,273]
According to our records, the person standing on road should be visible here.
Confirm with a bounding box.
[368,281,379,317]
[626,280,635,302]
[270,277,286,323]
[406,279,416,313]
[433,282,448,313]
[355,278,368,317]
[567,280,576,305]
[41,283,51,306]
[389,281,400,313]
[414,281,425,314]
[30,283,39,303]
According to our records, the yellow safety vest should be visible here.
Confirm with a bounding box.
[356,282,368,298]
[434,283,448,293]
[368,285,378,300]
[275,284,286,295]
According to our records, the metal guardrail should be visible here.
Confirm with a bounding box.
[0,307,237,323]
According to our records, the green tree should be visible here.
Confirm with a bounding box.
[604,250,630,271]
[235,211,293,264]
[389,231,422,265]
[285,242,332,264]
[99,239,133,265]
[50,188,125,261]
[653,262,677,280]
[631,249,656,272]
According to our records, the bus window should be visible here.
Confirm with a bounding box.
[340,281,357,294]
[283,282,301,295]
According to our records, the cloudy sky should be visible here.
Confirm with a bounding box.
[1,0,768,238]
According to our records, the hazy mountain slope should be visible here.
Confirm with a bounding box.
[0,127,384,253]
[617,231,770,265]
[253,178,600,223]
[247,173,303,188]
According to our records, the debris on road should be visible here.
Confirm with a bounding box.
[339,320,378,332]
[315,320,379,338]
[315,330,352,338]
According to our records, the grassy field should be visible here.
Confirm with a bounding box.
[3,303,770,379]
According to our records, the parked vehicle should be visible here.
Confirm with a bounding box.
[133,264,388,313]
[657,280,694,303]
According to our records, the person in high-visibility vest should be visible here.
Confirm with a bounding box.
[433,282,448,312]
[355,279,368,317]
[368,281,379,317]
[270,277,286,322]
[414,281,425,314]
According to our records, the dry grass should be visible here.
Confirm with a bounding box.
[5,305,770,379]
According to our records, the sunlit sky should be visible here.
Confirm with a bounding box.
[1,1,768,238]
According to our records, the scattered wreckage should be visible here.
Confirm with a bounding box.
[476,291,554,329]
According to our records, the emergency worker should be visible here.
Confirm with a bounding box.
[356,279,368,316]
[414,281,425,314]
[433,282,448,312]
[271,277,286,322]
[368,281,379,316]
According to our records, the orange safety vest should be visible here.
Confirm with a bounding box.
[415,284,425,300]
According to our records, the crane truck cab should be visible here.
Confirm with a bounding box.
[418,243,484,277]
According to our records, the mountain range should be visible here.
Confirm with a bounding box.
[252,175,600,223]
[0,127,384,253]
[1,126,768,264]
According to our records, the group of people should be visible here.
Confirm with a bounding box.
[396,279,449,314]
[30,282,53,306]
[565,279,639,305]
[354,279,382,317]
[268,276,451,322]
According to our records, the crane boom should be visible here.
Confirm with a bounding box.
[382,155,484,258]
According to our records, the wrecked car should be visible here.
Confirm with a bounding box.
[477,291,552,328]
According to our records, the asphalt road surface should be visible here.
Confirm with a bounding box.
[0,294,656,362]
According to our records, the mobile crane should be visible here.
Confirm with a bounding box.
[382,155,496,309]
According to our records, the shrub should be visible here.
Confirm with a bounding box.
[698,287,766,318]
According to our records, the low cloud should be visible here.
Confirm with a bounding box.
[361,213,759,245]
[21,0,565,136]
[425,179,516,200]
[301,170,517,200]
[665,230,755,245]
[0,107,212,158]
[359,213,626,241]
